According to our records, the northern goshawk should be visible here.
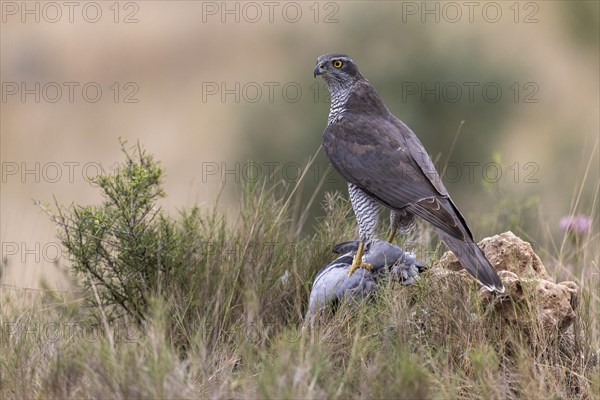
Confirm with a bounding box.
[314,53,504,293]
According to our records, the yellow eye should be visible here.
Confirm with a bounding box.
[333,60,343,69]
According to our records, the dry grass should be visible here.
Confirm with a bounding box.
[1,144,598,399]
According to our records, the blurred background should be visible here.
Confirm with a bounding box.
[1,1,598,290]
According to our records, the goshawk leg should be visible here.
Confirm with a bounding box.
[347,183,379,276]
[387,209,416,243]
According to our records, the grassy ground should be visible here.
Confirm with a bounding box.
[1,144,598,399]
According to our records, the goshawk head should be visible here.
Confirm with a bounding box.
[313,53,363,88]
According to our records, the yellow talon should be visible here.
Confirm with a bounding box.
[347,241,374,276]
[386,229,396,243]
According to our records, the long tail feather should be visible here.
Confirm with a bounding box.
[435,228,505,293]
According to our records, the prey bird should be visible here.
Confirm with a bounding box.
[306,239,425,321]
[314,53,504,292]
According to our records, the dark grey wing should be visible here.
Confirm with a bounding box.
[332,241,360,254]
[322,112,468,241]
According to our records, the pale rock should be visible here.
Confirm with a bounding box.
[432,231,579,332]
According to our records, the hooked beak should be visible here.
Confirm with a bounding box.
[313,62,325,78]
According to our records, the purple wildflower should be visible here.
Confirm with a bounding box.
[559,215,592,234]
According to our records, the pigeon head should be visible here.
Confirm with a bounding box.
[314,53,363,86]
